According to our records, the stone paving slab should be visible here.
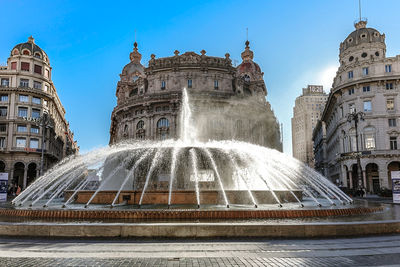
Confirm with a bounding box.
[2,255,400,267]
[1,235,400,266]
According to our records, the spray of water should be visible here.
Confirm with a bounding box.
[12,89,352,209]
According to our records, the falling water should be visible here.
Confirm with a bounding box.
[189,148,201,208]
[12,89,354,210]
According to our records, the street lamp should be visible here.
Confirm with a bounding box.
[38,112,53,176]
[347,110,365,193]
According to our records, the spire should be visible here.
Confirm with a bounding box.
[28,36,35,44]
[354,0,367,29]
[129,40,142,64]
[241,39,254,62]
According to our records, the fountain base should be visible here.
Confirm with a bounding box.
[64,190,303,206]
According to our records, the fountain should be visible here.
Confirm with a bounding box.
[1,89,396,238]
[11,89,352,212]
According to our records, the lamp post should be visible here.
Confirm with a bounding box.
[347,110,365,193]
[38,112,53,176]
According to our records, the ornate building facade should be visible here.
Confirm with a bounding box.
[0,37,79,189]
[313,20,400,193]
[292,85,327,167]
[109,41,282,151]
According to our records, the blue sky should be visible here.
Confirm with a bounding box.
[1,0,400,154]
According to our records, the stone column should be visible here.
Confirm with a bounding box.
[9,168,14,184]
[23,167,28,189]
[36,169,40,179]
[348,171,353,189]
[363,170,367,192]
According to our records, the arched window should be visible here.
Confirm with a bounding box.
[34,53,41,59]
[243,74,250,82]
[123,124,129,137]
[22,50,30,56]
[136,120,145,139]
[157,118,169,140]
[161,80,166,90]
[136,120,144,130]
[363,126,376,150]
[129,87,138,97]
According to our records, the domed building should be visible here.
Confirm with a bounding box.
[313,20,400,193]
[110,40,282,151]
[0,37,79,189]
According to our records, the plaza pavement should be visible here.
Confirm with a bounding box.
[0,234,399,266]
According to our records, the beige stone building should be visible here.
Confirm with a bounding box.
[109,41,282,151]
[0,37,79,189]
[313,20,400,193]
[292,85,327,167]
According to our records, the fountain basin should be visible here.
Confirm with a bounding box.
[64,190,303,205]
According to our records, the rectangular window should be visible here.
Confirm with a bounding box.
[31,109,40,118]
[30,139,39,149]
[348,71,353,79]
[348,88,355,95]
[33,81,42,89]
[0,95,8,102]
[19,95,29,102]
[390,137,398,150]
[16,138,26,148]
[11,62,17,70]
[365,135,376,150]
[385,64,392,73]
[214,80,219,90]
[362,67,369,76]
[386,83,394,90]
[161,80,166,90]
[21,62,30,71]
[20,79,29,88]
[387,99,395,111]
[34,65,42,75]
[32,97,41,104]
[188,79,192,88]
[0,124,6,132]
[30,126,39,134]
[0,137,5,148]
[45,69,50,78]
[0,78,9,87]
[362,86,370,92]
[349,103,355,113]
[18,107,28,117]
[363,101,372,112]
[0,107,7,117]
[389,118,397,127]
[17,125,27,132]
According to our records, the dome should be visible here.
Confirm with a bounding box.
[340,21,385,53]
[121,41,144,80]
[236,40,263,81]
[10,36,48,60]
[121,62,144,77]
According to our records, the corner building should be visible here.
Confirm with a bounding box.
[292,85,327,167]
[110,41,282,151]
[0,37,79,188]
[313,20,400,193]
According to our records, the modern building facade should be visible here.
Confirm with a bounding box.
[313,20,400,193]
[109,41,282,151]
[292,85,327,167]
[0,36,79,189]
